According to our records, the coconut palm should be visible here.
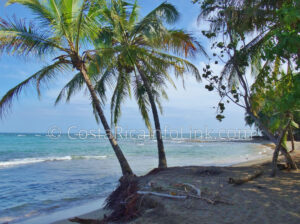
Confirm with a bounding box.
[87,0,205,168]
[0,0,133,176]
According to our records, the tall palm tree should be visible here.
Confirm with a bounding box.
[0,0,133,176]
[89,0,205,168]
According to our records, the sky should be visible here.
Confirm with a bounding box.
[0,0,250,133]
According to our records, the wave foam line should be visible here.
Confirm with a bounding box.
[0,155,107,168]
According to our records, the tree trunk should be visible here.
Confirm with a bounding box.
[229,40,297,174]
[271,120,297,176]
[271,145,296,177]
[280,145,297,169]
[289,127,295,153]
[80,65,133,176]
[136,65,167,168]
[247,110,297,172]
[271,144,281,177]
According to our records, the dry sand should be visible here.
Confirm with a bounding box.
[53,142,300,224]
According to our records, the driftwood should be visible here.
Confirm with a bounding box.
[150,182,232,205]
[137,188,231,205]
[183,183,201,196]
[228,170,263,185]
[187,194,215,204]
[137,191,187,199]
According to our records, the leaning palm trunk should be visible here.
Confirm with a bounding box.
[80,65,133,176]
[137,65,167,168]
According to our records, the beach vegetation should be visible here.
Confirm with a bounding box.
[193,0,300,175]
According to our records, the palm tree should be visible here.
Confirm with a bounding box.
[0,0,133,176]
[89,0,205,168]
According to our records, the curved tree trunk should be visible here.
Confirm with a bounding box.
[247,110,297,174]
[271,124,288,176]
[136,65,167,168]
[229,47,297,175]
[227,32,297,176]
[280,145,297,169]
[80,65,133,176]
[271,145,281,177]
[270,120,297,176]
[289,127,295,153]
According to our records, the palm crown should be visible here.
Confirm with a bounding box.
[0,0,100,115]
[83,0,205,168]
[91,0,204,130]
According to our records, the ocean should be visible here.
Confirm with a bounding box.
[0,133,272,223]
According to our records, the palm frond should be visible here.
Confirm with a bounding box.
[6,0,55,26]
[0,60,70,117]
[132,2,179,36]
[110,71,131,126]
[55,71,85,105]
[0,17,65,56]
[132,75,152,133]
[153,29,207,58]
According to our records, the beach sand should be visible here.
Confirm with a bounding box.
[53,142,300,224]
[53,209,107,224]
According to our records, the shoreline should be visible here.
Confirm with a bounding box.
[16,199,107,224]
[49,142,284,224]
[1,139,273,224]
[16,141,298,224]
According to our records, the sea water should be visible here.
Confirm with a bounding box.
[0,133,272,223]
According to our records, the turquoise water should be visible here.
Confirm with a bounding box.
[0,133,272,223]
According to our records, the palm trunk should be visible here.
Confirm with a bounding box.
[136,65,167,168]
[80,65,133,176]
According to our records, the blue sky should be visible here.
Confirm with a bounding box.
[0,0,248,133]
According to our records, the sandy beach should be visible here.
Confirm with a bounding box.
[53,209,107,224]
[51,142,300,224]
[1,0,299,223]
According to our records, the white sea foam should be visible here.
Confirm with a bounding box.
[0,155,107,168]
[0,216,16,223]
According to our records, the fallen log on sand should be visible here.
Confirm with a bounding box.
[228,170,263,185]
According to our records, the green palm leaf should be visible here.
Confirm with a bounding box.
[0,61,70,117]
